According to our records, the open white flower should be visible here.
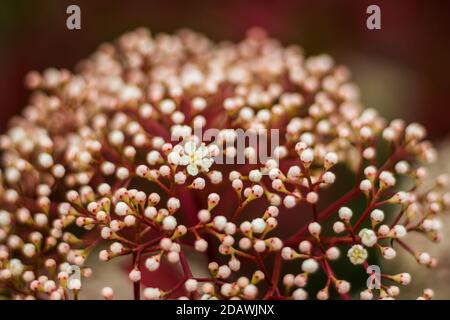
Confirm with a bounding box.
[347,244,368,265]
[180,141,213,176]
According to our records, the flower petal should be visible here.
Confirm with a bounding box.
[199,158,213,170]
[187,164,199,176]
[179,155,190,166]
[195,145,208,158]
[184,141,196,155]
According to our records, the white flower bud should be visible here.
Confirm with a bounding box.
[162,216,177,231]
[248,170,262,183]
[185,279,198,292]
[292,288,308,300]
[370,209,384,223]
[392,225,407,238]
[283,195,297,209]
[195,239,208,252]
[382,247,397,260]
[322,171,336,184]
[326,247,340,260]
[308,222,321,237]
[324,152,338,168]
[143,287,161,300]
[301,259,319,274]
[213,216,227,231]
[102,287,114,300]
[300,149,314,165]
[299,240,312,254]
[68,278,81,291]
[338,207,353,222]
[336,280,351,294]
[306,192,319,204]
[333,221,346,234]
[358,228,377,247]
[360,179,372,192]
[145,257,160,271]
[129,269,141,282]
[251,218,266,234]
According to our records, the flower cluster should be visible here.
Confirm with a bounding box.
[0,28,447,300]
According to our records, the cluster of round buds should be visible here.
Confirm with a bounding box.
[0,27,446,300]
[208,270,265,300]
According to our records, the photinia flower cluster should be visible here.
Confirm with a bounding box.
[0,28,448,300]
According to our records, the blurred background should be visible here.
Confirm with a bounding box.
[1,0,450,299]
[1,0,450,140]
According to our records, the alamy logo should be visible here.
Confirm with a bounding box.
[66,5,81,30]
[366,265,381,289]
[171,127,280,166]
[366,5,381,30]
[67,265,81,288]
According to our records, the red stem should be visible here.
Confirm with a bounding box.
[132,251,140,300]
